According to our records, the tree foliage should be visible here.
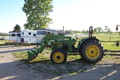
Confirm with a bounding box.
[94,28,97,33]
[0,33,8,36]
[105,26,111,32]
[13,24,21,32]
[22,0,53,30]
[93,26,112,33]
[96,27,102,33]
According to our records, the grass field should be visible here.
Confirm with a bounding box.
[95,32,120,51]
[0,40,9,45]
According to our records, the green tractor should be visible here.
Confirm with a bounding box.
[27,26,104,64]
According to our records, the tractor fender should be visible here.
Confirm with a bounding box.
[79,37,99,50]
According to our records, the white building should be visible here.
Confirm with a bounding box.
[21,30,37,44]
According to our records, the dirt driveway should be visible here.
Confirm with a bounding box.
[0,46,120,80]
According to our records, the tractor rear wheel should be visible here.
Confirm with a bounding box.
[80,40,103,63]
[50,49,67,64]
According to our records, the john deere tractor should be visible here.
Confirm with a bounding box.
[27,26,104,64]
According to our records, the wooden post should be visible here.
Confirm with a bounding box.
[110,36,111,40]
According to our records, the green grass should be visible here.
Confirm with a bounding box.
[95,32,120,42]
[12,50,51,63]
[94,32,120,51]
[101,42,120,51]
[13,51,81,63]
[0,40,9,44]
[0,55,4,58]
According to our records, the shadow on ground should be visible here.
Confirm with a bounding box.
[1,58,120,80]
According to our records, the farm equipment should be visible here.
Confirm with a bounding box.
[27,26,104,63]
[103,25,120,56]
[116,25,120,47]
[116,25,120,31]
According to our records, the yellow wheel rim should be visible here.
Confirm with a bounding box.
[86,45,100,59]
[53,52,64,63]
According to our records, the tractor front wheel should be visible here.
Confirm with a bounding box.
[80,40,103,63]
[50,49,67,64]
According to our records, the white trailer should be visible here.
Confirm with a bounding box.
[9,31,21,43]
[20,30,37,44]
[37,29,47,43]
[9,29,63,44]
[37,29,63,45]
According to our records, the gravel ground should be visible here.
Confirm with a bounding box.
[0,46,120,80]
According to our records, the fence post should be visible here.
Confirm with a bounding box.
[110,36,111,40]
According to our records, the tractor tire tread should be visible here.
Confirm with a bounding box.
[80,40,104,63]
[50,49,67,64]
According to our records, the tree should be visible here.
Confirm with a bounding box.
[96,27,102,33]
[105,26,111,32]
[22,0,53,30]
[94,28,97,33]
[13,24,21,32]
[82,29,86,33]
[0,32,8,36]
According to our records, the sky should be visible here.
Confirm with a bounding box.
[0,0,120,33]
